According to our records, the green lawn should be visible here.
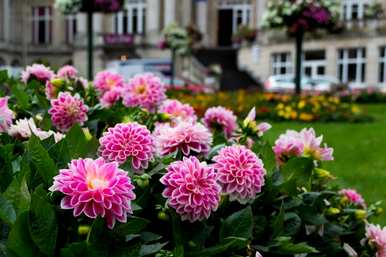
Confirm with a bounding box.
[265,104,386,225]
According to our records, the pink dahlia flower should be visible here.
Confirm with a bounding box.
[99,89,122,108]
[160,156,221,222]
[366,224,386,257]
[154,121,212,157]
[57,65,78,79]
[123,73,166,111]
[49,158,136,229]
[273,128,333,166]
[94,71,124,107]
[21,64,54,83]
[0,97,14,133]
[339,188,365,206]
[98,123,154,171]
[203,106,237,138]
[94,70,124,94]
[48,92,89,132]
[159,99,197,122]
[213,145,266,203]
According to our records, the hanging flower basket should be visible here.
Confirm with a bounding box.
[55,0,124,14]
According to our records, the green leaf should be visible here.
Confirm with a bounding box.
[220,206,253,241]
[26,136,58,184]
[65,125,98,159]
[139,242,168,256]
[87,218,109,257]
[114,216,149,236]
[8,212,39,257]
[185,237,248,257]
[60,242,87,257]
[271,205,285,239]
[0,69,8,83]
[281,157,314,190]
[272,237,319,254]
[29,186,58,257]
[10,83,31,109]
[283,212,301,236]
[252,141,276,173]
[299,206,328,225]
[3,176,31,214]
[0,195,16,225]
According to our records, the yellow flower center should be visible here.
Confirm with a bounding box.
[87,176,108,190]
[135,84,147,95]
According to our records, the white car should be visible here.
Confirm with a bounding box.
[264,75,313,92]
[309,76,341,92]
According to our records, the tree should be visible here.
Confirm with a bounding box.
[262,0,340,94]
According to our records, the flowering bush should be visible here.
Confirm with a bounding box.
[55,0,123,14]
[262,0,341,34]
[0,66,383,257]
[170,90,371,122]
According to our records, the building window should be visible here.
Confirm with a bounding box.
[32,6,52,44]
[114,0,146,34]
[338,48,366,84]
[342,0,369,20]
[380,46,386,83]
[271,52,292,75]
[303,50,326,78]
[65,15,77,44]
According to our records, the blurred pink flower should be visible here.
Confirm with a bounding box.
[21,64,54,83]
[49,158,136,229]
[203,106,237,138]
[94,71,124,107]
[0,97,14,133]
[257,122,272,137]
[213,145,266,203]
[94,71,124,94]
[273,128,333,165]
[48,92,88,132]
[100,89,122,108]
[154,121,212,157]
[160,156,221,222]
[98,123,154,171]
[57,65,78,79]
[339,188,365,206]
[122,73,166,111]
[159,99,197,122]
[366,224,386,257]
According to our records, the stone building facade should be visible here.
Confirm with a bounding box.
[239,0,386,87]
[0,0,259,76]
[1,0,384,87]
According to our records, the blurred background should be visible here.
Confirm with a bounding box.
[0,0,384,92]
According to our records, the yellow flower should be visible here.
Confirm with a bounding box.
[351,105,360,114]
[299,113,314,121]
[298,100,306,109]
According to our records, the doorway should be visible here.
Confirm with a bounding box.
[218,9,233,46]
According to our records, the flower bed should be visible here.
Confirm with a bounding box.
[169,90,371,122]
[0,66,384,257]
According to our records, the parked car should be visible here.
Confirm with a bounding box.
[264,75,313,92]
[264,75,344,92]
[309,76,344,92]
